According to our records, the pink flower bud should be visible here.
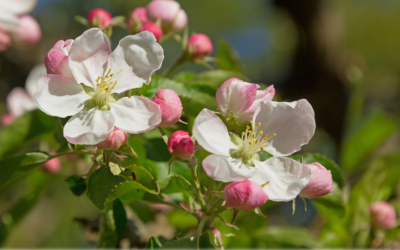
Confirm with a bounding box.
[0,28,11,51]
[152,89,182,127]
[44,39,74,77]
[224,180,268,212]
[140,22,163,41]
[127,8,148,34]
[168,131,194,160]
[42,157,61,174]
[370,201,397,230]
[146,0,187,33]
[216,78,275,125]
[9,15,41,49]
[299,162,332,199]
[187,34,213,60]
[88,8,112,30]
[1,113,16,126]
[97,127,129,150]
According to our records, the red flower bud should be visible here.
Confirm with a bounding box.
[224,180,268,212]
[140,22,163,41]
[187,33,213,60]
[88,8,112,30]
[370,201,397,230]
[168,131,194,160]
[152,89,182,127]
[97,127,129,150]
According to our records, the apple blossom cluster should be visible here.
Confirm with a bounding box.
[0,0,41,51]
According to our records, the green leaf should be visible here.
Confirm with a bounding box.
[341,111,395,171]
[254,226,319,248]
[96,199,127,248]
[87,165,126,210]
[173,71,196,82]
[161,232,214,249]
[117,144,138,158]
[217,41,243,73]
[0,152,50,189]
[0,218,7,246]
[119,165,159,192]
[65,175,87,196]
[0,110,56,158]
[145,237,168,249]
[136,76,200,99]
[185,70,249,91]
[157,175,191,194]
[290,153,344,189]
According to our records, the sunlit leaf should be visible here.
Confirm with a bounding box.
[157,175,191,194]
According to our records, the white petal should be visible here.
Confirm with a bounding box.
[250,157,311,202]
[6,87,36,117]
[1,0,36,15]
[202,155,257,182]
[25,64,46,97]
[254,100,315,156]
[107,31,164,93]
[68,28,111,88]
[64,109,115,145]
[0,10,19,31]
[109,96,161,134]
[34,74,89,118]
[192,109,236,157]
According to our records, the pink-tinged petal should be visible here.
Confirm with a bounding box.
[45,40,74,77]
[64,109,115,145]
[0,10,19,31]
[299,162,332,199]
[131,7,148,23]
[170,9,187,32]
[97,127,129,150]
[109,96,161,134]
[224,180,268,212]
[9,15,41,49]
[146,0,180,28]
[6,87,36,117]
[25,64,46,97]
[68,28,111,88]
[2,0,37,15]
[152,89,182,127]
[215,78,257,119]
[202,155,257,182]
[168,131,194,160]
[107,31,164,93]
[192,108,235,157]
[250,157,311,202]
[254,100,316,157]
[237,85,275,124]
[34,75,89,118]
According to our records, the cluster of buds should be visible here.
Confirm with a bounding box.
[0,15,41,51]
[127,0,188,41]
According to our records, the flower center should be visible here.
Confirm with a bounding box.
[230,122,276,167]
[92,69,121,108]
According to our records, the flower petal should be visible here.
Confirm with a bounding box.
[64,109,115,145]
[34,74,89,118]
[68,28,111,88]
[6,87,36,117]
[192,108,236,157]
[254,99,315,156]
[2,0,36,15]
[250,157,311,202]
[109,96,161,134]
[25,64,46,97]
[202,155,257,182]
[0,10,19,31]
[215,78,257,118]
[107,31,164,93]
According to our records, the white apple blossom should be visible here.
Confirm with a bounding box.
[0,0,36,31]
[193,100,316,201]
[35,28,164,145]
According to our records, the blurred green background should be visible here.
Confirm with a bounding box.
[1,0,400,248]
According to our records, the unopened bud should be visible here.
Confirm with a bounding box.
[299,162,332,199]
[42,157,61,174]
[224,180,268,212]
[187,34,213,60]
[9,15,41,49]
[168,131,194,160]
[97,127,129,150]
[1,113,16,126]
[44,39,74,77]
[88,8,112,30]
[127,8,148,34]
[370,201,397,230]
[152,89,182,127]
[140,22,163,41]
[146,0,187,33]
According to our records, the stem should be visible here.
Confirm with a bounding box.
[157,127,169,145]
[188,162,206,211]
[196,215,210,250]
[50,151,94,159]
[163,55,186,77]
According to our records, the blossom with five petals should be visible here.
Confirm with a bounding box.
[35,28,164,145]
[193,99,316,201]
